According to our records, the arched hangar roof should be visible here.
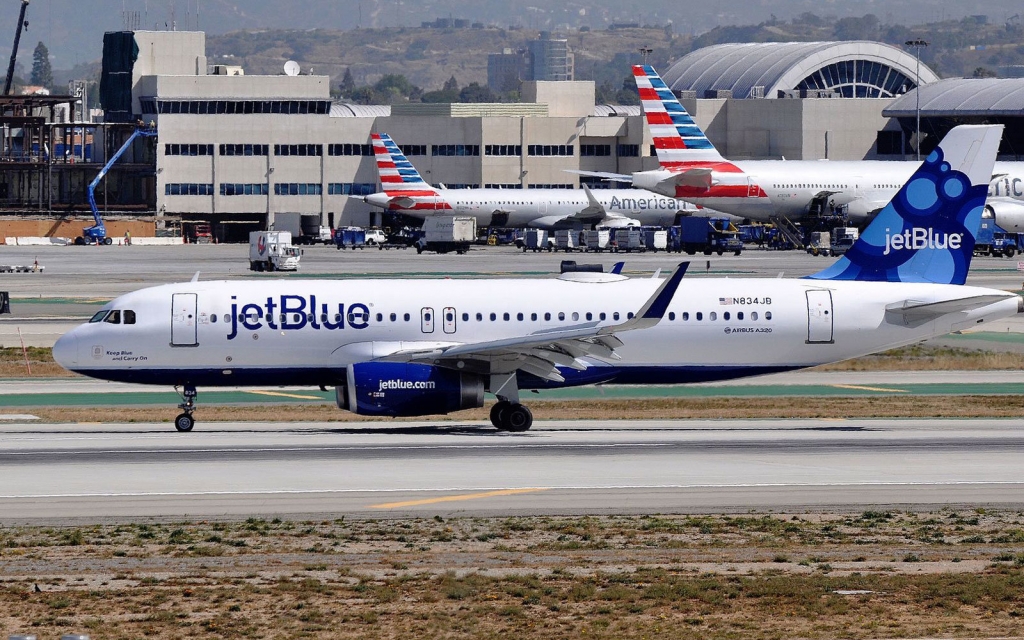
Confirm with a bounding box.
[884,78,1024,117]
[662,41,939,99]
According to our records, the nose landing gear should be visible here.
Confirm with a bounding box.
[174,385,198,432]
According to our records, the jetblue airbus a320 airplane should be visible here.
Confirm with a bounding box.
[54,125,1022,433]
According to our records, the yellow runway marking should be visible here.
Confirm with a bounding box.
[831,384,909,393]
[246,390,325,400]
[370,488,549,509]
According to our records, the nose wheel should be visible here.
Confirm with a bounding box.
[174,385,198,432]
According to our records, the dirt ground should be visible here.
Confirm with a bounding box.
[2,511,1024,639]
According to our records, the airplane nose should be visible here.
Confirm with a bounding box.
[52,331,78,369]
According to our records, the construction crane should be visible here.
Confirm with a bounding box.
[77,128,158,245]
[4,0,30,96]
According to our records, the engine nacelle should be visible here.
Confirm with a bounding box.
[986,201,1024,233]
[335,362,484,417]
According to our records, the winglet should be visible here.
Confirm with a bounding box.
[191,271,200,283]
[610,261,625,274]
[601,262,687,334]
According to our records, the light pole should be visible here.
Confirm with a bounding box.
[639,47,653,66]
[905,39,929,161]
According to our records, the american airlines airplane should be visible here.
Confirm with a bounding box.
[586,65,1024,229]
[362,133,700,229]
[53,125,1021,433]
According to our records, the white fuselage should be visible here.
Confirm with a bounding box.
[54,276,1019,389]
[635,160,1024,224]
[365,188,697,228]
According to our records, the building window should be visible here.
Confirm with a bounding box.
[273,183,323,196]
[401,144,428,156]
[579,176,612,190]
[484,183,523,189]
[328,143,374,156]
[328,183,375,196]
[274,144,323,157]
[220,183,269,196]
[527,184,573,189]
[432,144,480,157]
[484,144,522,156]
[527,144,573,156]
[156,99,331,115]
[164,143,213,156]
[435,183,479,189]
[876,131,905,156]
[219,144,269,156]
[580,144,611,157]
[617,144,640,157]
[165,183,214,196]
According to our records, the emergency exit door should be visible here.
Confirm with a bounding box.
[443,307,457,334]
[171,293,198,347]
[421,307,435,333]
[805,290,834,344]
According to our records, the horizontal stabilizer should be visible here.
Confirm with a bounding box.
[675,168,714,189]
[885,294,1016,326]
[565,169,633,183]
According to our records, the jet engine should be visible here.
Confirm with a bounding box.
[335,362,485,417]
[986,201,1024,233]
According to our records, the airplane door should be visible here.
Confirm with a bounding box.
[421,307,435,333]
[171,293,198,347]
[442,307,457,334]
[805,290,834,344]
[747,177,761,198]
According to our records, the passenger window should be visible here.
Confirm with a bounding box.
[390,313,397,322]
[668,312,675,321]
[751,311,758,321]
[613,312,620,321]
[224,314,230,323]
[321,313,328,322]
[376,313,383,322]
[586,312,592,321]
[737,312,744,320]
[503,312,510,321]
[710,312,717,321]
[517,312,523,321]
[89,311,109,323]
[490,313,497,321]
[209,313,216,324]
[544,312,551,321]
[765,311,773,321]
[124,310,136,325]
[696,312,703,321]
[682,312,689,321]
[105,310,121,324]
[311,314,318,323]
[570,312,578,321]
[627,312,634,319]
[531,313,537,321]
[294,314,302,323]
[462,313,469,321]
[335,314,342,323]
[476,313,483,321]
[723,312,730,321]
[404,313,411,321]
[558,312,565,321]
[599,312,606,321]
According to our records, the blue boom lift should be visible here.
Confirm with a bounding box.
[77,128,158,245]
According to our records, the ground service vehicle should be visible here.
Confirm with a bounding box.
[249,231,301,271]
[276,213,330,245]
[830,227,859,256]
[78,128,158,245]
[524,230,553,252]
[416,216,476,254]
[806,232,832,257]
[333,227,366,250]
[671,217,743,255]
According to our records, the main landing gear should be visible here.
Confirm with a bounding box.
[174,385,198,432]
[489,401,533,432]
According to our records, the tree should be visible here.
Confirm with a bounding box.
[972,66,998,78]
[443,75,459,93]
[31,42,53,89]
[339,68,356,97]
[459,82,495,103]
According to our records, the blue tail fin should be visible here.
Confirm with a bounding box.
[808,124,1003,285]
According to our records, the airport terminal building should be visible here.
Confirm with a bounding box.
[3,31,992,240]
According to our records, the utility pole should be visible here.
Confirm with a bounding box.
[905,39,929,161]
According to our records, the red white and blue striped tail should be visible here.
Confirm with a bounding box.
[633,65,724,166]
[372,133,435,193]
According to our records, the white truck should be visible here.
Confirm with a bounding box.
[249,231,301,271]
[274,212,330,245]
[416,216,476,254]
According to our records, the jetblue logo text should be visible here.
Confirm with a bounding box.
[883,228,962,256]
[227,296,370,340]
[378,380,437,391]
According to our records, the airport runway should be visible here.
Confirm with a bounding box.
[1,418,1022,523]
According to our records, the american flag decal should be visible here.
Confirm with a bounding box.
[719,297,733,305]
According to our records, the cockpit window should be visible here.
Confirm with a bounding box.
[124,310,136,325]
[89,311,109,323]
[104,310,121,324]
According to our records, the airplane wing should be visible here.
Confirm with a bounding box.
[377,263,689,382]
[565,169,633,183]
[885,294,1018,327]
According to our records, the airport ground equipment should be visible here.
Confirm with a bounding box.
[249,231,300,271]
[276,212,330,245]
[3,0,29,96]
[612,227,646,252]
[415,216,475,254]
[974,214,1023,258]
[643,229,668,252]
[830,227,859,256]
[78,128,158,245]
[555,229,581,252]
[364,229,387,246]
[806,231,832,257]
[333,226,366,250]
[523,229,553,252]
[584,228,612,252]
[669,217,743,256]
